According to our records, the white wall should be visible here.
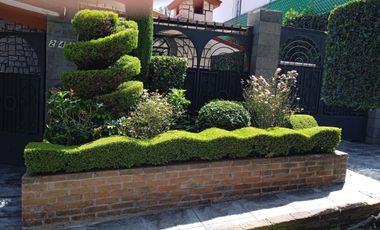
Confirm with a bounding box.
[213,0,272,22]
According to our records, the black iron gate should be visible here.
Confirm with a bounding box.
[185,68,249,113]
[0,31,46,164]
[153,17,252,113]
[280,27,367,141]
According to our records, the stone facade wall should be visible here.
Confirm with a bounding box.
[45,18,77,90]
[177,0,214,22]
[22,152,347,229]
[248,9,282,78]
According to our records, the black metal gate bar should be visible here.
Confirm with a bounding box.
[279,26,367,141]
[0,30,46,164]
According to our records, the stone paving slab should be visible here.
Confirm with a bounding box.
[0,164,24,230]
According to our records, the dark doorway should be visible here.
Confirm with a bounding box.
[0,31,46,164]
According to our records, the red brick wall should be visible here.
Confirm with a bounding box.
[22,151,347,228]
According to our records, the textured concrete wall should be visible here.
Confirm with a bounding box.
[247,9,281,78]
[366,109,380,144]
[22,152,347,229]
[45,17,77,91]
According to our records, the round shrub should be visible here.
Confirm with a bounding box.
[99,81,144,116]
[288,114,318,129]
[71,10,119,41]
[196,100,251,131]
[149,56,188,92]
[322,0,380,109]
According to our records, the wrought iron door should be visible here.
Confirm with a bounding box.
[0,32,45,164]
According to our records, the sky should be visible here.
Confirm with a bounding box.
[153,0,272,22]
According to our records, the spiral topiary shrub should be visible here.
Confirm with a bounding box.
[99,81,144,116]
[61,55,141,98]
[71,10,119,41]
[197,100,251,131]
[61,9,142,117]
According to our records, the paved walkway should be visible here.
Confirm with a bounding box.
[1,141,379,229]
[0,164,24,230]
[69,170,380,230]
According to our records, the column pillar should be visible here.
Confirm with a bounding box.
[247,9,282,78]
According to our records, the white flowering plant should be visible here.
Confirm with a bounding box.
[243,68,301,128]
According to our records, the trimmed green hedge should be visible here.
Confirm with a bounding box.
[64,23,138,70]
[25,126,341,174]
[61,55,140,98]
[149,56,188,92]
[99,81,144,115]
[71,10,119,41]
[289,114,318,129]
[322,0,380,109]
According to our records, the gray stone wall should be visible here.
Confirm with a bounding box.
[45,17,77,90]
[366,109,380,144]
[247,9,281,78]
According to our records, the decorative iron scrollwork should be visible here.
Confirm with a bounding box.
[280,36,321,66]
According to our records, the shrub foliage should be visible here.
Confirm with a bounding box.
[197,100,251,131]
[61,55,141,98]
[44,90,111,146]
[131,16,153,84]
[124,91,174,139]
[99,81,144,116]
[322,0,380,109]
[243,69,300,129]
[283,8,329,31]
[71,10,119,41]
[288,114,318,129]
[149,56,188,92]
[25,127,342,174]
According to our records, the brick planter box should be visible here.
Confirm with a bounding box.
[22,151,347,229]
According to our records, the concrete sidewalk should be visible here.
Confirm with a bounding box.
[69,170,380,230]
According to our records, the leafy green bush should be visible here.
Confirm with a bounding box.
[25,126,342,174]
[283,8,329,31]
[99,81,144,116]
[124,91,174,139]
[60,55,141,98]
[131,16,153,84]
[243,69,300,129]
[197,100,251,131]
[44,89,111,146]
[64,27,138,70]
[289,114,318,129]
[71,10,119,41]
[149,56,188,92]
[166,89,191,130]
[322,0,380,109]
